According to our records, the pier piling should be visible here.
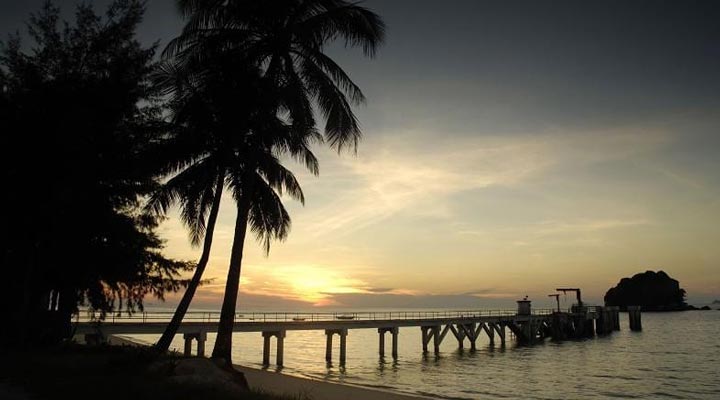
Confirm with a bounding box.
[628,306,642,331]
[378,327,399,359]
[182,331,207,357]
[261,330,286,366]
[325,329,348,365]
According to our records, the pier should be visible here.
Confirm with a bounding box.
[75,301,635,367]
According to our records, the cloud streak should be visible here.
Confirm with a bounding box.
[300,126,670,238]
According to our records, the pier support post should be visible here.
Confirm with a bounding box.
[432,325,441,354]
[276,331,285,366]
[378,328,385,357]
[481,323,495,345]
[378,327,399,359]
[262,333,271,366]
[421,325,444,354]
[183,331,207,357]
[183,334,192,356]
[325,329,349,365]
[262,330,287,367]
[608,306,620,330]
[469,324,479,350]
[339,329,348,365]
[391,327,399,359]
[421,327,430,353]
[325,331,333,362]
[196,331,206,357]
[449,325,465,348]
[628,306,642,331]
[493,323,506,346]
[596,306,606,335]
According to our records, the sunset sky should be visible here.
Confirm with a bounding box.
[4,0,719,309]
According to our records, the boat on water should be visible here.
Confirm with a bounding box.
[292,317,306,321]
[335,315,355,320]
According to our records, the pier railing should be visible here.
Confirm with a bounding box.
[75,308,556,324]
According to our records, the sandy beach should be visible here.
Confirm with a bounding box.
[235,366,433,400]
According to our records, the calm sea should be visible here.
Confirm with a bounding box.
[128,311,720,399]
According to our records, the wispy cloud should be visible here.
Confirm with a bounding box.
[299,126,670,238]
[302,135,552,236]
[529,218,651,236]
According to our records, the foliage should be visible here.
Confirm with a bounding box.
[0,344,301,400]
[604,270,689,311]
[159,0,384,363]
[0,0,191,346]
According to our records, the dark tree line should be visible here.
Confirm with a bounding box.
[604,270,688,311]
[1,1,192,348]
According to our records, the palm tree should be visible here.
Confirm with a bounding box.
[149,58,320,353]
[167,0,385,364]
[147,60,230,352]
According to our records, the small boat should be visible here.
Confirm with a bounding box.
[335,315,355,320]
[292,317,306,321]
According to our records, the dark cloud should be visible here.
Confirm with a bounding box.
[364,287,395,293]
[459,288,498,296]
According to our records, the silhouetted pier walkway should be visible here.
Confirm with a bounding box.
[75,303,630,367]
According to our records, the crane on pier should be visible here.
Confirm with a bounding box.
[556,288,582,307]
[548,294,561,312]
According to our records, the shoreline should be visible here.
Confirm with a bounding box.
[106,334,435,400]
[235,365,435,400]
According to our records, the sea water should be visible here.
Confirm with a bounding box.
[128,311,720,399]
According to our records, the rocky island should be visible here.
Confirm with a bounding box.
[604,270,695,311]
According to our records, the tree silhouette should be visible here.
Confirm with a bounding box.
[0,0,191,347]
[166,0,385,365]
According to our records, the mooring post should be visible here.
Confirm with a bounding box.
[628,306,642,331]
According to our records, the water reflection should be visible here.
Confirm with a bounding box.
[131,312,720,399]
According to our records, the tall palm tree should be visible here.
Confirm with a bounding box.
[147,60,230,352]
[149,57,320,353]
[167,0,385,364]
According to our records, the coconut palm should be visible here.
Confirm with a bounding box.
[148,58,320,352]
[167,0,385,151]
[167,0,385,364]
[146,59,231,352]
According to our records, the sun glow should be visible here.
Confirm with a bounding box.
[246,264,368,305]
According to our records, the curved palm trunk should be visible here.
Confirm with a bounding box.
[155,173,225,352]
[211,196,251,364]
